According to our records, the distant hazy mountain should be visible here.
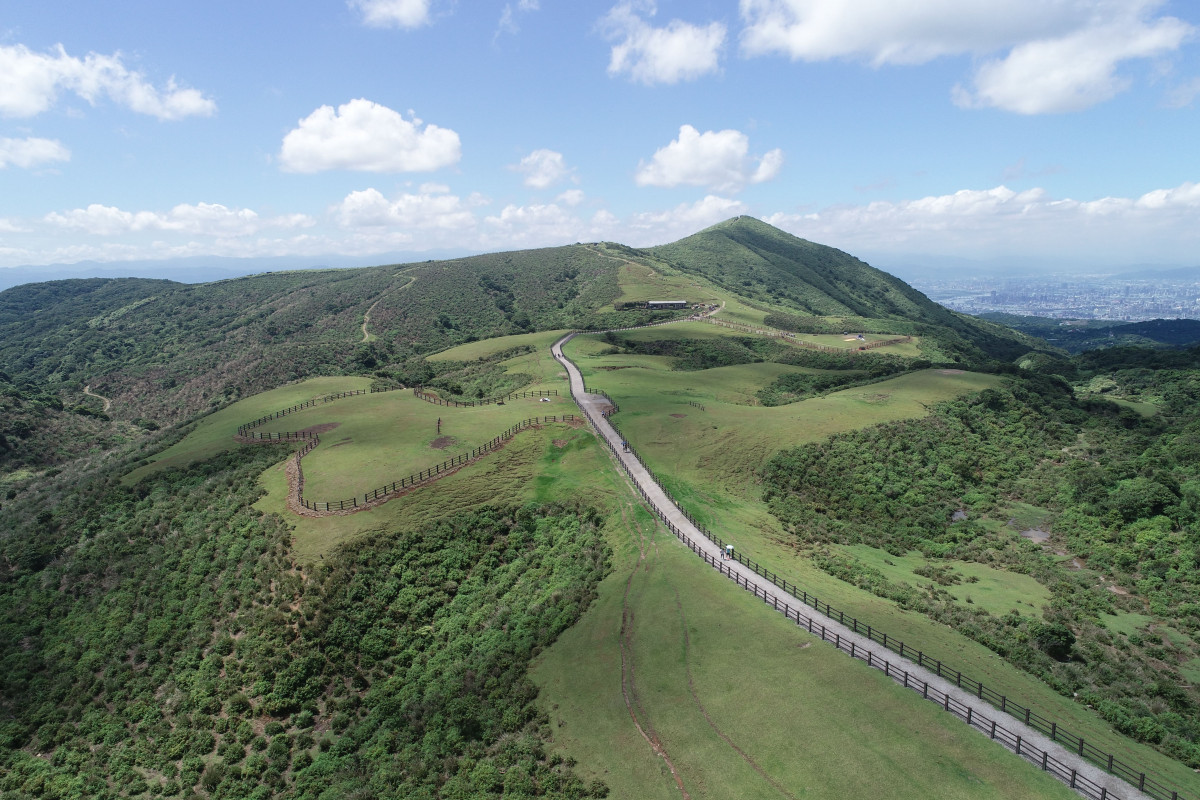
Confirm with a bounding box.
[0,251,475,292]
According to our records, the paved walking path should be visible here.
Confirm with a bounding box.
[552,330,1161,800]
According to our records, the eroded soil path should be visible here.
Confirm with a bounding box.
[83,385,112,413]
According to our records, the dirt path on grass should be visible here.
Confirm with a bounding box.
[673,587,800,800]
[83,385,112,413]
[552,330,1157,800]
[361,276,415,343]
[616,497,690,798]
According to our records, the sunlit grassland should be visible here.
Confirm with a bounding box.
[1080,394,1160,418]
[123,376,374,484]
[426,329,570,363]
[561,332,1199,787]
[255,420,613,563]
[570,331,1001,496]
[612,261,721,308]
[253,390,577,501]
[1104,612,1156,638]
[836,544,1052,616]
[533,504,1079,800]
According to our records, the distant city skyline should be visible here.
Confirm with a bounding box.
[915,274,1200,321]
[1,1,1198,274]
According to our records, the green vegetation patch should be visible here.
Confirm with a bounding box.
[1103,612,1156,638]
[123,376,374,483]
[259,389,575,502]
[536,515,1079,800]
[427,328,569,362]
[0,442,610,799]
[836,545,1051,616]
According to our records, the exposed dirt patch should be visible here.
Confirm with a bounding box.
[1020,528,1050,543]
[329,438,353,449]
[430,436,457,449]
[598,365,634,370]
[939,369,966,375]
[300,422,341,435]
[552,439,568,448]
[670,413,687,418]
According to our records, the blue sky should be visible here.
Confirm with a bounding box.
[1,0,1198,274]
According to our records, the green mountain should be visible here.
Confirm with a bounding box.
[651,216,1042,361]
[0,219,1046,473]
[3,218,1200,798]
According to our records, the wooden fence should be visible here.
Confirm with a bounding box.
[236,386,572,513]
[412,388,558,408]
[295,414,575,511]
[553,333,1190,800]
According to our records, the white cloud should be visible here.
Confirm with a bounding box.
[601,2,725,85]
[1166,76,1200,108]
[0,43,215,120]
[279,99,461,173]
[482,202,585,247]
[350,0,432,29]
[512,148,572,188]
[739,0,1194,113]
[557,189,585,206]
[335,187,478,231]
[497,0,539,38]
[955,13,1192,113]
[44,202,314,237]
[635,124,783,193]
[763,181,1200,263]
[625,195,748,243]
[0,137,70,169]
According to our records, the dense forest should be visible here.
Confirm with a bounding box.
[762,349,1200,767]
[0,446,610,799]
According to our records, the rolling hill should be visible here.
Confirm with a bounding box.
[2,218,1199,799]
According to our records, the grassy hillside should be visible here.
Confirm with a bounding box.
[6,218,1196,798]
[652,217,1043,362]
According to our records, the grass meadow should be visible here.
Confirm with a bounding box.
[532,489,1080,800]
[124,317,1199,793]
[559,328,1199,788]
[124,376,375,484]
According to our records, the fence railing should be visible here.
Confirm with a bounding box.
[295,414,575,511]
[236,386,574,513]
[412,388,558,408]
[553,331,1190,800]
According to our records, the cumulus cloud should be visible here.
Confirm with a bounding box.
[635,125,783,193]
[627,195,748,236]
[350,0,433,29]
[764,181,1200,262]
[279,99,461,173]
[955,13,1192,113]
[512,149,572,188]
[335,186,479,231]
[739,0,1194,113]
[600,1,725,85]
[557,189,585,206]
[0,43,215,119]
[44,202,314,237]
[0,137,70,169]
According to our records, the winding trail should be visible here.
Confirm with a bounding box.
[83,385,112,413]
[361,276,415,343]
[552,330,1157,800]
